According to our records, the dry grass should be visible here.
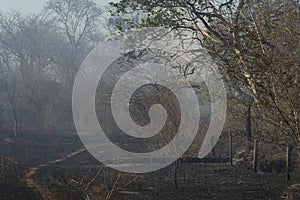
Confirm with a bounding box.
[281,184,300,200]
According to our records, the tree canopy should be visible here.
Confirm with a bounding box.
[112,0,300,148]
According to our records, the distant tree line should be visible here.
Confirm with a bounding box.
[0,0,109,135]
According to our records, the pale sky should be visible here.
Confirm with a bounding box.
[0,0,116,13]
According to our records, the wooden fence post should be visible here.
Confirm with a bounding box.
[228,127,233,166]
[173,160,179,190]
[253,139,259,173]
[286,145,291,183]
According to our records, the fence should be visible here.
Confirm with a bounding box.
[227,127,297,184]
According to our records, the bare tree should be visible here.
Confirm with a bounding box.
[45,0,103,86]
[0,53,19,137]
[0,11,68,132]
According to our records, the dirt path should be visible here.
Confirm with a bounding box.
[24,147,87,199]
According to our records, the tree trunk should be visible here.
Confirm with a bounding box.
[246,103,252,141]
[253,139,259,173]
[13,117,18,138]
[8,96,18,138]
[173,160,179,190]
